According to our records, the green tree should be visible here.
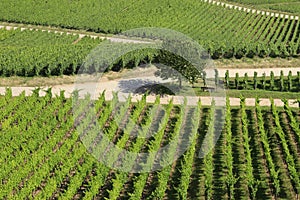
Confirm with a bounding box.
[155,39,205,88]
[155,52,201,88]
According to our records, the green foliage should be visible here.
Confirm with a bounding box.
[225,97,237,199]
[215,69,219,88]
[155,50,202,87]
[253,71,258,90]
[280,70,285,91]
[0,0,299,59]
[0,28,101,77]
[270,98,300,194]
[243,73,248,90]
[0,91,299,199]
[225,71,300,92]
[235,73,239,89]
[298,71,300,91]
[270,71,275,91]
[225,70,230,88]
[255,98,281,196]
[288,71,293,91]
[225,0,300,15]
[262,72,266,90]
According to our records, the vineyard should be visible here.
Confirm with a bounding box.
[0,28,101,76]
[0,0,300,199]
[1,27,300,78]
[223,70,300,92]
[224,0,300,15]
[0,88,299,199]
[0,0,300,59]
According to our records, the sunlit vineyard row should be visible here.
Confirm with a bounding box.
[0,0,300,58]
[0,88,299,199]
[224,0,300,15]
[0,28,102,76]
[2,27,300,79]
[223,70,300,92]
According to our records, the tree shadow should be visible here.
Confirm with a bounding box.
[118,79,178,96]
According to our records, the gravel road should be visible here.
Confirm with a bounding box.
[0,74,298,107]
[1,17,299,107]
[0,86,297,107]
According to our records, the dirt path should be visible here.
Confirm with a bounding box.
[0,66,298,107]
[2,63,299,85]
[0,84,298,107]
[0,15,298,107]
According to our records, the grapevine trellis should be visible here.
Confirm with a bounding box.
[0,0,300,63]
[223,70,300,92]
[0,88,299,199]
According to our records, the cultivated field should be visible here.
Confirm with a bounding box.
[0,0,299,199]
[1,0,300,59]
[0,90,300,199]
[224,0,300,15]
